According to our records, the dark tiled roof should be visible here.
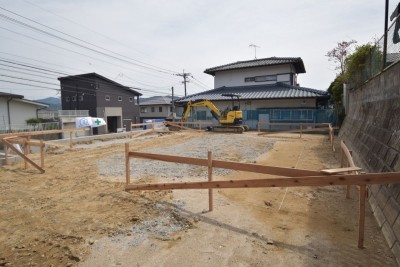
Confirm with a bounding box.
[58,72,142,96]
[0,92,23,98]
[204,57,306,76]
[175,83,328,103]
[139,95,178,105]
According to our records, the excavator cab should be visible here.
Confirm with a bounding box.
[221,93,241,111]
[221,94,243,125]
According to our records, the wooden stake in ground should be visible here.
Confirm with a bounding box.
[125,143,130,185]
[358,185,367,248]
[40,139,44,168]
[69,130,73,148]
[208,151,213,212]
[24,139,28,170]
[4,142,8,164]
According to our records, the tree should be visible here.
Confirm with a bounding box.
[326,40,357,126]
[345,43,373,86]
[326,40,357,79]
[327,76,344,106]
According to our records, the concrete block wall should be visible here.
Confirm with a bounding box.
[339,61,400,264]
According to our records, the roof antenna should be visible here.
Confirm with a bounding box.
[249,44,260,59]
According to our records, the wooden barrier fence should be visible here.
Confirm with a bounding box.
[131,121,213,132]
[124,143,400,248]
[257,122,334,138]
[0,127,89,173]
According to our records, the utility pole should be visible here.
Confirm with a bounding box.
[383,0,389,70]
[175,70,192,96]
[171,86,175,121]
[249,44,260,59]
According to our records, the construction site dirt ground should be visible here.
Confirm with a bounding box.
[0,131,397,266]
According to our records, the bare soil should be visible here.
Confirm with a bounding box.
[0,131,396,266]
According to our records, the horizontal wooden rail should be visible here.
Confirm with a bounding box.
[125,172,400,191]
[165,121,213,125]
[321,166,362,174]
[129,152,322,177]
[257,122,329,127]
[130,122,164,127]
[258,127,330,136]
[0,127,89,139]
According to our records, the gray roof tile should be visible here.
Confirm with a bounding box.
[175,83,328,103]
[204,57,306,75]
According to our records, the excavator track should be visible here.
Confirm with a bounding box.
[211,126,245,134]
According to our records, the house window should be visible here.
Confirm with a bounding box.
[118,96,122,101]
[245,75,277,82]
[159,107,162,112]
[66,96,70,102]
[255,75,276,82]
[79,95,84,101]
[105,95,110,101]
[129,97,133,102]
[170,107,172,112]
[72,95,76,101]
[140,107,147,113]
[151,107,155,112]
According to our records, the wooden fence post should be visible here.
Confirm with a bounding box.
[346,150,353,199]
[69,130,73,148]
[27,136,31,154]
[40,139,44,168]
[24,139,28,169]
[358,185,367,248]
[208,151,213,212]
[300,123,303,138]
[125,143,130,185]
[4,142,8,164]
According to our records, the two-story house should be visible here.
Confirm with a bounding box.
[174,57,331,128]
[58,73,141,134]
[139,96,179,123]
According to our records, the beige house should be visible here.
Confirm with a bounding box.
[0,92,48,132]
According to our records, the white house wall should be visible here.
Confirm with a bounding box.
[8,99,40,127]
[214,64,294,88]
[0,98,8,129]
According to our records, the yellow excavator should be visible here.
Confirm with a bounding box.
[180,94,249,133]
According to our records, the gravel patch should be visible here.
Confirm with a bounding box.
[103,201,192,248]
[97,134,274,181]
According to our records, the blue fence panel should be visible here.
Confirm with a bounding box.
[242,109,336,130]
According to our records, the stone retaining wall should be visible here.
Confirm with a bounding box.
[339,61,400,264]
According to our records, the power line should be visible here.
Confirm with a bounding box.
[0,26,181,83]
[0,62,178,97]
[22,0,182,71]
[0,7,179,75]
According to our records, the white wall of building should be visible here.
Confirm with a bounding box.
[0,98,8,129]
[2,99,42,129]
[214,64,294,88]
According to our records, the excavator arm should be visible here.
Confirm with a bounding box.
[181,100,222,122]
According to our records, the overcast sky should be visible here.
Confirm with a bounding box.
[0,0,397,100]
